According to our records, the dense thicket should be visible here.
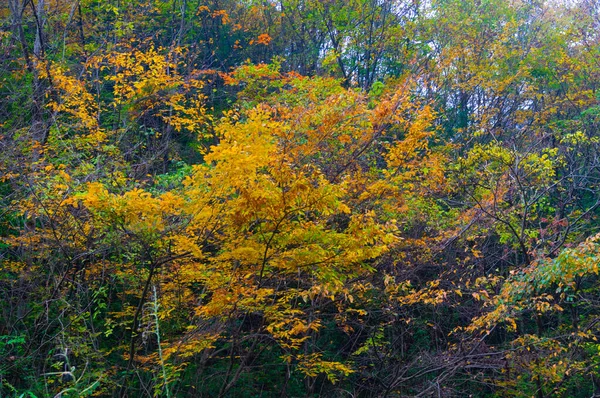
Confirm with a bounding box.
[2,0,600,397]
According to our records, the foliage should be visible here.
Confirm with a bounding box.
[2,0,600,396]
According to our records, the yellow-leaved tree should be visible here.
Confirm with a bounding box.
[50,62,444,396]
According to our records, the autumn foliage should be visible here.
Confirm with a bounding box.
[2,0,600,397]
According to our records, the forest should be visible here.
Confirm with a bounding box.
[1,0,600,396]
